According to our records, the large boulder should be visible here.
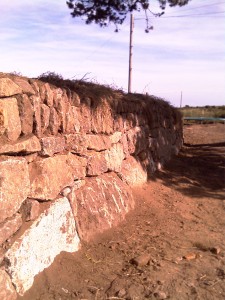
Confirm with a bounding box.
[0,157,30,223]
[74,172,134,241]
[5,197,80,296]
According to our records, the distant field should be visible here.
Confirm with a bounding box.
[180,106,225,118]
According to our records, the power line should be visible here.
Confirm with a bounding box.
[167,1,225,13]
[135,10,225,20]
[160,11,225,18]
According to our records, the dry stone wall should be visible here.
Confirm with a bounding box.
[0,73,182,298]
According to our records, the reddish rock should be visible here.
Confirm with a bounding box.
[49,107,60,135]
[40,136,65,156]
[40,104,50,133]
[126,126,148,155]
[120,156,147,186]
[29,80,39,94]
[75,172,134,242]
[0,78,22,97]
[121,134,129,158]
[0,269,17,300]
[53,87,63,108]
[210,246,221,255]
[183,253,197,260]
[41,83,54,107]
[30,95,42,137]
[12,77,35,95]
[56,92,69,132]
[17,94,33,135]
[105,143,125,172]
[5,197,80,296]
[69,91,80,107]
[0,213,22,245]
[91,98,114,134]
[28,154,87,200]
[0,97,21,141]
[86,151,108,176]
[130,253,151,267]
[65,133,88,155]
[0,157,30,223]
[20,199,40,221]
[87,134,111,151]
[79,104,91,133]
[65,103,76,133]
[0,135,41,155]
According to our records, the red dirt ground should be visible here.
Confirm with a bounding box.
[19,123,225,300]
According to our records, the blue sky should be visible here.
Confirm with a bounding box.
[0,0,224,107]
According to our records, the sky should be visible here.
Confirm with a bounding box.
[0,0,224,107]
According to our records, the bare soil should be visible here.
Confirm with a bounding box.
[19,123,225,300]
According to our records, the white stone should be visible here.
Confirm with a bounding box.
[5,197,80,296]
[120,156,147,186]
[105,143,125,172]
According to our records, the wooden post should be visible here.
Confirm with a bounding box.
[128,13,134,93]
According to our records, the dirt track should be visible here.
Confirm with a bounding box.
[20,123,225,300]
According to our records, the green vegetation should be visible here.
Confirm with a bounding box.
[180,106,225,118]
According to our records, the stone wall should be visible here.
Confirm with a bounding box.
[0,73,182,298]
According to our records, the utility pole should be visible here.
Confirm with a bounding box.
[180,91,183,108]
[128,13,134,93]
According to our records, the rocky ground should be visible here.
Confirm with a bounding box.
[19,123,225,300]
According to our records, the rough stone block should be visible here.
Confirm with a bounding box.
[0,213,22,245]
[105,143,125,172]
[0,157,30,223]
[5,197,80,295]
[53,87,63,108]
[79,104,91,133]
[65,133,87,155]
[0,135,41,155]
[75,172,134,242]
[87,134,111,151]
[29,154,87,200]
[86,151,108,176]
[40,83,53,107]
[91,98,114,134]
[120,156,147,186]
[49,107,60,135]
[0,269,17,300]
[56,93,69,132]
[12,77,35,95]
[0,97,21,141]
[0,78,22,97]
[17,94,33,135]
[40,136,65,156]
[40,104,50,133]
[30,95,41,137]
[126,126,148,155]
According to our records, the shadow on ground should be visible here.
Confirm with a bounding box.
[152,143,225,200]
